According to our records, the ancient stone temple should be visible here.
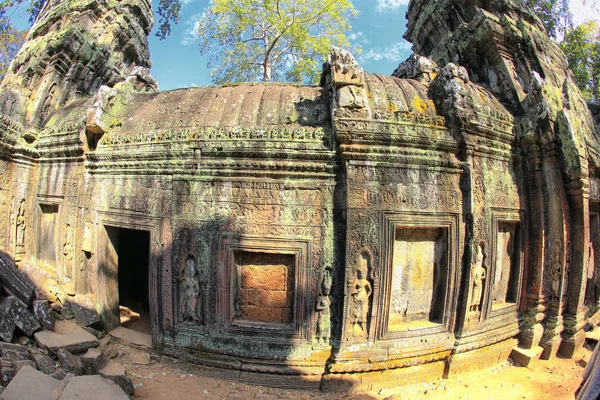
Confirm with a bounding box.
[1,0,599,391]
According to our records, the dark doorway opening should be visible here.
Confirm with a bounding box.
[106,226,151,335]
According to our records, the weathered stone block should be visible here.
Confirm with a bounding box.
[241,305,291,324]
[33,300,54,331]
[56,348,84,375]
[0,308,15,343]
[34,320,99,354]
[0,252,34,305]
[66,295,101,327]
[80,348,105,375]
[1,297,40,337]
[241,265,288,291]
[0,342,31,362]
[12,359,36,374]
[59,375,130,400]
[0,366,61,400]
[98,361,134,395]
[0,358,14,386]
[31,352,57,375]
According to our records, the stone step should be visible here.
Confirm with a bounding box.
[33,320,99,355]
[509,345,544,367]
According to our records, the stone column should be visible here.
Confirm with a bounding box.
[519,140,547,350]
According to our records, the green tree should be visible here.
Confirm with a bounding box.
[522,0,572,39]
[196,0,358,84]
[560,20,600,102]
[0,17,25,81]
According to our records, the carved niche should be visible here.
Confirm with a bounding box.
[488,211,523,315]
[378,212,459,339]
[218,234,311,341]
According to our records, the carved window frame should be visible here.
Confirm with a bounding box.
[35,195,63,268]
[217,233,311,341]
[485,209,525,319]
[377,211,460,341]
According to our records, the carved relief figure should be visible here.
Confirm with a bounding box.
[63,223,73,261]
[179,255,200,324]
[316,266,332,344]
[350,254,372,337]
[470,242,487,312]
[550,240,563,302]
[15,199,26,254]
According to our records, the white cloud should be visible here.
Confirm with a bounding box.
[181,0,198,4]
[180,13,203,46]
[359,41,412,63]
[375,0,410,13]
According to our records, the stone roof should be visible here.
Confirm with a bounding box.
[115,83,330,135]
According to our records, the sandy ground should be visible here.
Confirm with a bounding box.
[104,340,590,400]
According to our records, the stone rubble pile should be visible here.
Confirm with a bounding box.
[0,252,134,398]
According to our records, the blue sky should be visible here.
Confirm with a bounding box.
[8,0,597,91]
[149,0,413,90]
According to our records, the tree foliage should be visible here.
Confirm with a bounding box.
[196,0,358,85]
[0,17,25,81]
[522,0,572,39]
[560,20,600,102]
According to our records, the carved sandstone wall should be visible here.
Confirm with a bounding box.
[1,0,599,391]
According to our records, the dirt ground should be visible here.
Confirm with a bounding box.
[106,340,591,400]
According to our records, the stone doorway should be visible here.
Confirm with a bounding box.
[104,226,151,335]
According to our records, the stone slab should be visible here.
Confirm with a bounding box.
[98,361,134,395]
[109,326,151,348]
[67,296,101,327]
[509,345,544,367]
[0,365,61,400]
[0,252,34,306]
[59,375,129,400]
[34,320,99,354]
[1,297,39,337]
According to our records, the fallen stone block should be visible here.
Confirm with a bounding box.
[31,352,57,375]
[0,252,34,306]
[67,296,101,328]
[0,358,14,386]
[0,343,31,364]
[56,349,84,376]
[51,368,67,380]
[59,375,130,400]
[0,309,14,342]
[0,366,61,400]
[12,360,35,374]
[2,297,40,337]
[33,300,54,331]
[34,320,99,354]
[98,361,134,395]
[80,348,105,375]
[509,345,544,367]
